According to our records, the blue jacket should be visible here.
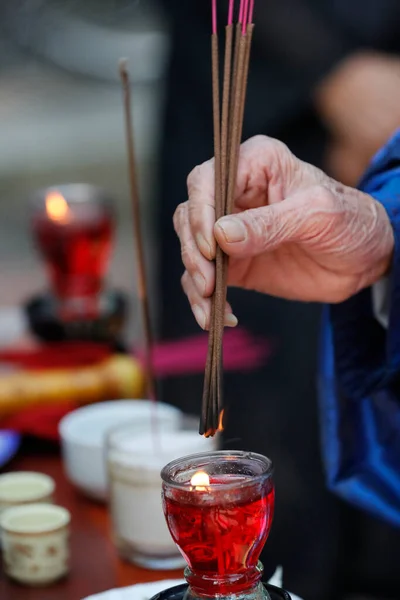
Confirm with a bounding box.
[320,130,400,526]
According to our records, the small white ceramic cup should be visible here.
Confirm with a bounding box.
[0,503,70,586]
[0,472,55,515]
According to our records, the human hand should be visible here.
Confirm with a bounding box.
[316,51,400,175]
[173,136,393,329]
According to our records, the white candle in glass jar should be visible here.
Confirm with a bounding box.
[107,429,218,569]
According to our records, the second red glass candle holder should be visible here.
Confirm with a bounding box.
[30,184,114,321]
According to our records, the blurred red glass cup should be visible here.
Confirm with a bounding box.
[30,184,115,320]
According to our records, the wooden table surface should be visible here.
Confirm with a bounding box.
[0,450,182,600]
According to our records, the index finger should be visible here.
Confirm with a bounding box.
[187,160,217,260]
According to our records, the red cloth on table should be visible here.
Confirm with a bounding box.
[0,329,273,441]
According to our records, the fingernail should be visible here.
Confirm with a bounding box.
[193,305,207,330]
[194,273,206,295]
[196,233,213,259]
[217,218,246,243]
[225,313,238,328]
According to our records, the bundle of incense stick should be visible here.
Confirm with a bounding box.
[119,59,157,403]
[200,0,255,437]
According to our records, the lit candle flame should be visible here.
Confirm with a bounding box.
[190,471,210,491]
[45,191,71,224]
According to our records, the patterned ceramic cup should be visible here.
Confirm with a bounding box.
[0,503,70,586]
[0,472,55,515]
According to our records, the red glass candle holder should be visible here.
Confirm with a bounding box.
[161,451,274,600]
[30,184,114,320]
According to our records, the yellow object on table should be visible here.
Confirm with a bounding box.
[0,355,145,417]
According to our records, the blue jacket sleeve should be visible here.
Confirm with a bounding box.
[319,130,400,526]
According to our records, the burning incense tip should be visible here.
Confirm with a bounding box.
[202,409,224,439]
[218,409,225,432]
[190,471,210,490]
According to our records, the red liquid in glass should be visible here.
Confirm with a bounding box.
[33,206,113,317]
[163,475,274,596]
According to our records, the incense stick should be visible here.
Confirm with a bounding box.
[221,24,234,207]
[200,1,256,437]
[239,23,254,140]
[119,59,157,403]
[227,21,242,188]
[214,16,234,422]
[226,33,247,215]
[200,24,222,436]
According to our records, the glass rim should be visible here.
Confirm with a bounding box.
[160,450,273,491]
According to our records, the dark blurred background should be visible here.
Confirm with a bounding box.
[1,2,400,600]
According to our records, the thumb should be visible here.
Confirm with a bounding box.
[214,186,330,257]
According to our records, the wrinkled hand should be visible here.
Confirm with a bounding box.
[173,136,394,330]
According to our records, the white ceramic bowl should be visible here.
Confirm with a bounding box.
[59,400,182,501]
